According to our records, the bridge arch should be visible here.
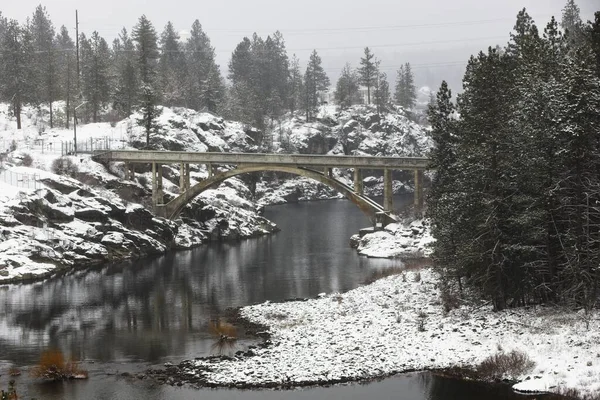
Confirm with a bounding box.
[161,165,394,223]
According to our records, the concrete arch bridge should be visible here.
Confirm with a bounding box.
[92,151,429,225]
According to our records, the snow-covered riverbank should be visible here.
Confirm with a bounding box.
[173,268,600,397]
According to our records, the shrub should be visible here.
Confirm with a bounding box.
[0,379,18,400]
[21,153,33,167]
[476,350,535,381]
[9,140,17,152]
[30,349,88,381]
[137,175,148,186]
[51,157,79,177]
[209,319,238,355]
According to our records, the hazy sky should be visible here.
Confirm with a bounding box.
[2,0,598,91]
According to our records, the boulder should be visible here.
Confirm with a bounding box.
[75,208,109,223]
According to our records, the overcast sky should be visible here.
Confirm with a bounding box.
[2,0,598,91]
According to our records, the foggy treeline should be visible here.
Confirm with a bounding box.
[0,6,417,147]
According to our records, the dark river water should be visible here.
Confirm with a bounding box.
[0,196,530,399]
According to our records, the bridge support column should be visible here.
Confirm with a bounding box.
[353,168,363,195]
[125,163,135,180]
[207,163,214,177]
[185,164,191,191]
[324,167,332,178]
[152,163,164,207]
[179,163,190,193]
[414,170,424,209]
[384,169,393,212]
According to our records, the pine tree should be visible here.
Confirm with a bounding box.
[554,47,600,309]
[30,5,59,128]
[334,63,359,109]
[80,31,111,122]
[427,81,461,284]
[111,28,138,118]
[561,0,585,47]
[288,54,303,116]
[132,15,161,146]
[303,49,329,122]
[373,71,390,114]
[358,47,377,104]
[0,19,34,129]
[591,12,600,76]
[185,20,223,112]
[395,63,417,109]
[158,21,185,107]
[56,25,76,128]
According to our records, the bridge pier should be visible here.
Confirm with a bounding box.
[125,163,135,181]
[353,168,363,195]
[207,163,214,177]
[324,167,332,178]
[152,163,164,207]
[384,169,393,212]
[179,163,191,193]
[414,170,424,209]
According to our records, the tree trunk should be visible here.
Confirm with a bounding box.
[49,100,53,129]
[15,99,22,130]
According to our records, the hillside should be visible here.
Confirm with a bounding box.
[0,103,431,282]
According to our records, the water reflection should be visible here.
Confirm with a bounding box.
[0,197,409,367]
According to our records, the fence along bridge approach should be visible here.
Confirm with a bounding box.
[92,151,429,224]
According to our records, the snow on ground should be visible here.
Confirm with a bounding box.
[183,268,600,397]
[353,220,434,258]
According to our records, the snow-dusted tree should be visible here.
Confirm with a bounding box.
[111,28,138,118]
[0,19,34,129]
[288,54,303,116]
[0,12,7,56]
[30,5,59,127]
[132,15,161,146]
[334,63,360,109]
[80,31,111,122]
[357,47,377,104]
[426,81,460,285]
[158,21,186,107]
[56,25,76,128]
[561,0,585,47]
[373,71,390,114]
[303,49,330,122]
[395,63,417,109]
[591,12,600,76]
[185,20,223,112]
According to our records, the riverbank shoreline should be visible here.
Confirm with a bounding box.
[144,268,600,398]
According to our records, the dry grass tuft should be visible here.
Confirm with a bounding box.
[0,380,18,400]
[7,367,21,377]
[209,319,237,339]
[476,350,535,381]
[29,349,88,381]
[209,319,238,355]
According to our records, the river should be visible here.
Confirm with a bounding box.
[0,195,530,399]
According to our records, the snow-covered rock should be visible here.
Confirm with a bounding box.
[356,220,434,258]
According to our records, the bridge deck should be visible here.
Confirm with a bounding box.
[93,150,429,170]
